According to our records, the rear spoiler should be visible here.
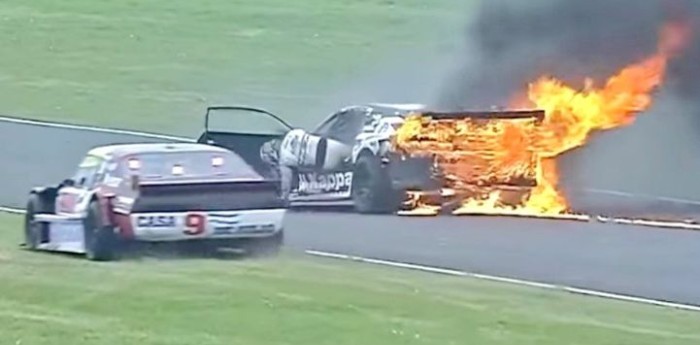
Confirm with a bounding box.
[418,109,545,122]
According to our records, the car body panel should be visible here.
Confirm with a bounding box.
[196,103,426,205]
[195,103,546,213]
[26,142,286,257]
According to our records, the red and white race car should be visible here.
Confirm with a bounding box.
[23,142,286,261]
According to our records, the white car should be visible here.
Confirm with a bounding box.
[199,104,427,213]
[198,104,544,214]
[23,142,287,261]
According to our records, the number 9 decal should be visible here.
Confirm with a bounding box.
[184,213,206,235]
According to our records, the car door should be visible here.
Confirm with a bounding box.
[55,154,106,216]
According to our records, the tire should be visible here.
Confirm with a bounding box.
[351,153,402,214]
[246,230,284,257]
[24,194,48,250]
[83,200,118,261]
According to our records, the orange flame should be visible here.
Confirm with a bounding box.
[518,21,691,214]
[395,21,691,217]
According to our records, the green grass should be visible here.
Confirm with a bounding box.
[1,213,699,344]
[0,0,465,135]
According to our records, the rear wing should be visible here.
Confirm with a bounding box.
[419,109,545,122]
[130,179,285,213]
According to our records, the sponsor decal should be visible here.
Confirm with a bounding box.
[297,171,353,194]
[137,215,176,228]
[184,213,206,236]
[237,224,276,233]
[208,213,275,235]
[208,213,240,235]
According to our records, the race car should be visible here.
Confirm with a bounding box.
[198,104,544,214]
[23,142,286,261]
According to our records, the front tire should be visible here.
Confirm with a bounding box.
[24,194,48,250]
[352,154,402,214]
[83,200,118,261]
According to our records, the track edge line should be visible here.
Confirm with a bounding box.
[305,249,700,313]
[0,115,194,142]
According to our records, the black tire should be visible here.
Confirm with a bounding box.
[83,200,118,261]
[246,230,284,257]
[24,194,48,250]
[351,153,402,214]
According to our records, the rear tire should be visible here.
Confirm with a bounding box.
[83,200,118,261]
[352,154,402,214]
[24,194,48,250]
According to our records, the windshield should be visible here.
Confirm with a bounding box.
[207,107,290,135]
[118,151,261,181]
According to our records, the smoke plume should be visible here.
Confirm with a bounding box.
[437,0,699,109]
[435,0,700,200]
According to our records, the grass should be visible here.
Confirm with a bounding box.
[0,213,699,344]
[0,0,466,135]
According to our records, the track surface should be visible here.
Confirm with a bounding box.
[2,120,700,306]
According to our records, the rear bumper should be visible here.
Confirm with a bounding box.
[129,208,286,242]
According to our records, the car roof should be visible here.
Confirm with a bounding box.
[87,143,229,159]
[331,103,424,118]
[361,103,426,117]
[366,103,426,112]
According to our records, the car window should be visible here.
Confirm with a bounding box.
[72,155,104,189]
[325,109,366,143]
[118,151,260,181]
[312,113,339,137]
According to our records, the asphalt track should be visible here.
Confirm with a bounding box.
[2,119,700,306]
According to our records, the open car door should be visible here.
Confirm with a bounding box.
[197,106,293,178]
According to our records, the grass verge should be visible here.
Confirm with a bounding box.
[0,0,465,134]
[0,213,699,344]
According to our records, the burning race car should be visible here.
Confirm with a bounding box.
[23,143,286,261]
[200,22,688,218]
[198,104,545,215]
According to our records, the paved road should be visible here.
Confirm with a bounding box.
[2,120,700,305]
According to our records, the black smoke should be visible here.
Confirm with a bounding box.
[437,0,699,109]
[434,0,700,205]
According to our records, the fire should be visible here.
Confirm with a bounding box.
[394,21,691,217]
[395,115,540,187]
